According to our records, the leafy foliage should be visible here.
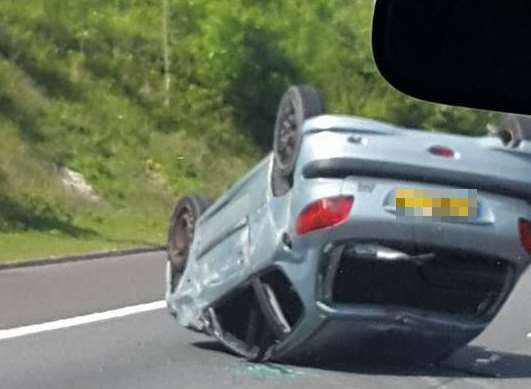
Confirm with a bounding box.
[0,0,496,257]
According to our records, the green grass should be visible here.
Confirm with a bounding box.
[0,231,157,264]
[0,207,173,263]
[0,0,260,262]
[0,125,257,263]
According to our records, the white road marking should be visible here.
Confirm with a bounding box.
[527,332,531,339]
[0,300,166,341]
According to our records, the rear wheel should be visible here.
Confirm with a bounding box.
[489,113,531,147]
[166,195,211,298]
[272,85,325,195]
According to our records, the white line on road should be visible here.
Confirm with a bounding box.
[0,300,166,341]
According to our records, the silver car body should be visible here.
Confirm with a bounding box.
[166,114,531,361]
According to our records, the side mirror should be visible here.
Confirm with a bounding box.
[372,0,531,115]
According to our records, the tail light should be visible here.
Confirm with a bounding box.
[296,196,354,235]
[519,219,531,254]
[428,145,457,159]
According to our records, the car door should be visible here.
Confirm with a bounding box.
[193,156,270,290]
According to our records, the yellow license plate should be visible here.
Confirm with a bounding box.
[395,188,478,218]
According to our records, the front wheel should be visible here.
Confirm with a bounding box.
[166,195,211,315]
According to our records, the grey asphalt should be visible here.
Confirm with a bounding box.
[1,252,531,389]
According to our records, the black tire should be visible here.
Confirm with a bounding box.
[273,85,325,182]
[167,195,211,293]
[494,114,531,147]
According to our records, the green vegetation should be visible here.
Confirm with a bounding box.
[0,0,496,262]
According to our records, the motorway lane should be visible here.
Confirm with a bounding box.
[1,253,531,388]
[0,252,166,329]
[0,309,460,389]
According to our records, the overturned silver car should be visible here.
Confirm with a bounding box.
[165,86,531,363]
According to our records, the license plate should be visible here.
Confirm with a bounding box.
[395,188,478,219]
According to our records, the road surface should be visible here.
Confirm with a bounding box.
[1,251,531,388]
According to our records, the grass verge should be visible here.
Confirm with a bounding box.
[0,211,166,263]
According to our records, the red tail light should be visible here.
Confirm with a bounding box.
[429,145,456,159]
[296,196,354,235]
[519,219,531,254]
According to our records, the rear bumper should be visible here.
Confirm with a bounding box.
[271,241,504,361]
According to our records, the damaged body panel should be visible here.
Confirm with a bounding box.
[165,88,531,364]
